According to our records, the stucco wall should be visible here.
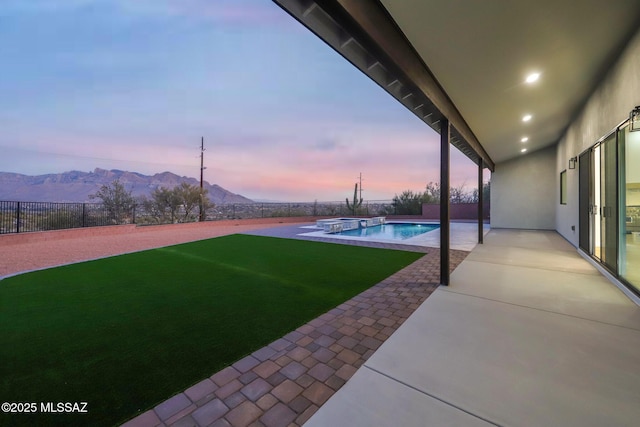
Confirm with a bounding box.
[491,145,556,229]
[556,27,640,246]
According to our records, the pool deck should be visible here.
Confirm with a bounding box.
[245,221,489,252]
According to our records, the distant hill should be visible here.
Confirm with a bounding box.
[0,168,253,204]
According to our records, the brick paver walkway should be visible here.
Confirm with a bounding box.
[122,246,469,427]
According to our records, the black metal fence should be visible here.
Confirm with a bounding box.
[0,201,135,234]
[0,200,395,234]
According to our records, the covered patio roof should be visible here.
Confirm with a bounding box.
[274,0,640,168]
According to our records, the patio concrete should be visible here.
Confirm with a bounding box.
[305,229,640,427]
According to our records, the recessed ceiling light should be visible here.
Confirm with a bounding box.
[522,114,532,122]
[525,72,540,84]
[521,137,529,142]
[521,148,527,153]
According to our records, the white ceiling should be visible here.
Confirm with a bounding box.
[380,0,640,164]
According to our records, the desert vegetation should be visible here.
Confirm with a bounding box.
[390,181,490,215]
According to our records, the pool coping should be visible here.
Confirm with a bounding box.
[298,220,440,247]
[246,221,490,252]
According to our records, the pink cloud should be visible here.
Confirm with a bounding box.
[199,116,483,201]
[7,117,484,202]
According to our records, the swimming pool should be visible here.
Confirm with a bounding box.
[338,222,439,240]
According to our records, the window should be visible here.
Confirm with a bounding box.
[560,170,567,205]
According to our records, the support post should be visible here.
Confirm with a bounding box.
[199,137,205,222]
[478,159,484,244]
[440,119,450,286]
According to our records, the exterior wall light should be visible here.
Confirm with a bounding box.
[569,156,577,169]
[631,106,640,132]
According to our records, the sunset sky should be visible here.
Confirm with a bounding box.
[0,0,482,202]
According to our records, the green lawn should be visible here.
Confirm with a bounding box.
[0,234,423,426]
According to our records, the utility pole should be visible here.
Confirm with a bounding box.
[199,137,205,222]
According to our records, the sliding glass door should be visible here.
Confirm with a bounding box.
[579,150,591,252]
[582,133,617,268]
[600,132,618,271]
[579,122,640,296]
[620,124,640,292]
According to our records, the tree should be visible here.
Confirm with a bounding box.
[470,181,491,203]
[147,187,181,223]
[390,180,485,216]
[391,190,423,215]
[174,182,209,222]
[139,196,164,224]
[89,179,136,224]
[423,182,440,203]
[423,181,479,204]
[450,183,475,203]
[141,183,212,224]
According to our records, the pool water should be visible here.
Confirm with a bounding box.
[338,223,439,240]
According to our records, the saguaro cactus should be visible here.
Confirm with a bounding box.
[346,183,363,215]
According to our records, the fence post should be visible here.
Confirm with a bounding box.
[233,204,236,218]
[132,205,136,224]
[82,203,87,227]
[261,204,264,218]
[16,201,21,233]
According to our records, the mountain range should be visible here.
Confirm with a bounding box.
[0,168,253,204]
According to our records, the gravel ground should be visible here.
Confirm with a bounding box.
[0,218,313,278]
